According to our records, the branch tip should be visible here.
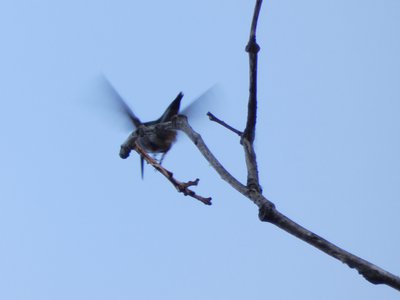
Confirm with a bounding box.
[207,112,243,137]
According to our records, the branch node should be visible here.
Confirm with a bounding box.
[258,202,276,222]
[247,181,262,194]
[245,38,260,54]
[362,270,384,285]
[182,178,200,188]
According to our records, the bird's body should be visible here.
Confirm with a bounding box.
[137,128,177,154]
[135,92,183,176]
[137,92,182,155]
[100,75,217,178]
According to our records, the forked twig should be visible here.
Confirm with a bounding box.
[120,131,212,205]
[175,114,400,290]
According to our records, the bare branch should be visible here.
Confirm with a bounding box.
[121,113,400,290]
[239,0,400,290]
[173,116,250,197]
[207,112,243,137]
[117,0,400,291]
[175,116,400,290]
[259,204,400,290]
[120,130,212,205]
[244,0,262,142]
[242,0,263,192]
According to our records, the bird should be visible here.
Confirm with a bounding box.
[100,75,218,178]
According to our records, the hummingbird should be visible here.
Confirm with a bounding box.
[100,75,218,178]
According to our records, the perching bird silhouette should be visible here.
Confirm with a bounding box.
[100,75,219,178]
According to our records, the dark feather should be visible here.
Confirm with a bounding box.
[100,75,142,128]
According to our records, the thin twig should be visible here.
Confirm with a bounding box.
[120,130,212,205]
[207,112,243,136]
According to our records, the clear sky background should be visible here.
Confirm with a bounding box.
[1,0,399,299]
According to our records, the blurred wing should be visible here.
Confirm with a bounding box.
[180,84,222,124]
[99,74,142,130]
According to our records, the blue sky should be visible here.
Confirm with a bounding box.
[1,0,399,299]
